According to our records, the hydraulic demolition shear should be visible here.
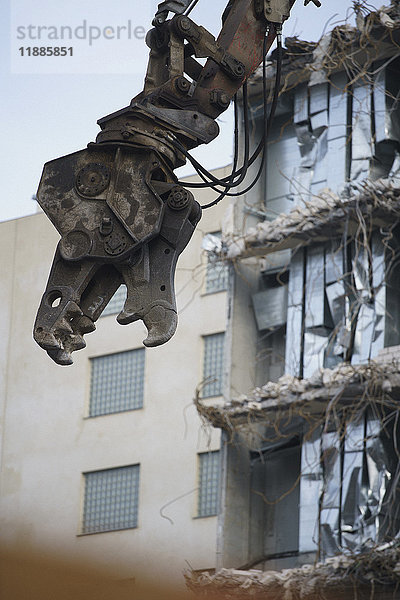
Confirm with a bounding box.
[34,0,293,364]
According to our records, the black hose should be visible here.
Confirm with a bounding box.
[176,25,283,204]
[200,26,283,208]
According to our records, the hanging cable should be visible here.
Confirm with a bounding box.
[173,80,251,189]
[176,23,283,206]
[199,33,270,207]
[196,25,283,208]
[179,90,257,191]
[184,0,201,16]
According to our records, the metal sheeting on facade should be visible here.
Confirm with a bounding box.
[203,5,400,583]
[319,412,393,558]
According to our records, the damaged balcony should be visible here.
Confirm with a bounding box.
[196,354,400,569]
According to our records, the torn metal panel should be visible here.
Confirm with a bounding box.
[352,303,376,365]
[374,66,389,144]
[285,304,303,377]
[294,83,308,124]
[295,123,317,169]
[341,450,364,549]
[304,245,324,330]
[347,239,374,365]
[319,518,340,556]
[344,416,365,452]
[303,333,327,379]
[324,284,347,368]
[370,233,386,357]
[299,430,322,553]
[324,238,346,365]
[266,121,302,202]
[312,134,328,188]
[310,110,328,134]
[321,432,341,510]
[374,61,400,145]
[351,83,373,156]
[292,113,323,201]
[287,249,305,307]
[328,72,348,142]
[299,476,320,553]
[305,245,332,334]
[285,249,304,376]
[311,324,340,373]
[351,84,374,181]
[319,412,392,557]
[309,83,329,116]
[325,239,344,290]
[352,233,387,364]
[366,426,387,509]
[325,282,346,328]
[326,137,348,191]
[251,285,288,331]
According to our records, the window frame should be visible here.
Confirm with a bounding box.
[203,231,229,295]
[80,463,140,535]
[201,332,225,398]
[196,450,221,518]
[88,348,145,418]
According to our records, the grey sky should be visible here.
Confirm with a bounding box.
[0,0,388,222]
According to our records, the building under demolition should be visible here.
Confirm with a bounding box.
[190,2,400,598]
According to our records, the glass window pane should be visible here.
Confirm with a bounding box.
[89,349,145,417]
[198,451,220,517]
[82,465,140,534]
[202,333,225,397]
[205,233,228,294]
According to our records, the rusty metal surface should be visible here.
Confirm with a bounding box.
[34,145,200,364]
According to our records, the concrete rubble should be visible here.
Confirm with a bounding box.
[186,543,400,599]
[225,176,400,260]
[197,351,400,428]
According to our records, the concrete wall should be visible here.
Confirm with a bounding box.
[0,167,231,586]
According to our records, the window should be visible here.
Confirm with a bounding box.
[198,451,220,517]
[250,442,301,565]
[89,349,145,417]
[204,232,228,294]
[82,464,140,534]
[202,333,225,397]
[101,285,127,317]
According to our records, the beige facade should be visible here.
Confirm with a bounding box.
[0,166,230,586]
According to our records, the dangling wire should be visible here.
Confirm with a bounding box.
[175,24,284,209]
[201,26,283,208]
[174,80,250,190]
[184,0,201,16]
[200,33,271,207]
